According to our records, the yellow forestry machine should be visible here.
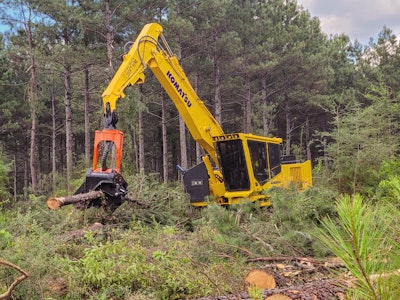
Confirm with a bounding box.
[47,23,312,211]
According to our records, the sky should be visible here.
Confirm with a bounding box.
[1,1,399,46]
[296,0,400,45]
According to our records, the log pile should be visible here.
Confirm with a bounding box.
[192,277,346,300]
[192,257,348,300]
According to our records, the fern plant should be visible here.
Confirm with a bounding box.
[316,194,400,299]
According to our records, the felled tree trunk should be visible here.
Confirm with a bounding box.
[46,190,104,210]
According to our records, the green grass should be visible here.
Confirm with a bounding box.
[1,174,399,299]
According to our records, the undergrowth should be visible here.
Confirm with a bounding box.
[1,173,398,298]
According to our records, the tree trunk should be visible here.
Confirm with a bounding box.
[51,80,57,194]
[262,78,270,136]
[13,154,17,203]
[194,73,203,164]
[175,39,187,174]
[179,116,188,173]
[213,45,222,124]
[161,95,168,183]
[244,75,252,133]
[64,65,73,192]
[138,93,145,173]
[28,77,37,191]
[306,115,311,161]
[23,6,38,193]
[129,125,139,172]
[284,92,292,156]
[84,65,91,167]
[104,0,114,71]
[196,143,202,164]
[24,142,28,198]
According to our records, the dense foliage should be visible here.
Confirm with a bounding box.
[0,0,398,196]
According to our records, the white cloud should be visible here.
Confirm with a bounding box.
[297,0,400,44]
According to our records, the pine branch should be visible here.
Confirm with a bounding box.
[346,197,378,299]
[316,194,397,299]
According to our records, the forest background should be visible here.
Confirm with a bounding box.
[0,0,400,299]
[0,0,399,196]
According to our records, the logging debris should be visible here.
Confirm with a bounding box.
[0,259,29,300]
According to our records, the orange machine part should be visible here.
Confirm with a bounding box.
[92,129,124,173]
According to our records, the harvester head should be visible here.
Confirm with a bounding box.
[73,129,128,211]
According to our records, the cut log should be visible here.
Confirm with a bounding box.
[46,190,104,210]
[265,295,292,300]
[245,269,276,290]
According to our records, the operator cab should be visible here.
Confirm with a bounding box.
[179,132,311,205]
[181,133,285,204]
[214,133,282,192]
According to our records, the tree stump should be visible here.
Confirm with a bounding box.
[245,269,277,290]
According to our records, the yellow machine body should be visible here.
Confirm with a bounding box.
[101,23,313,206]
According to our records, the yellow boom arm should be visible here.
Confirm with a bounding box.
[102,23,224,165]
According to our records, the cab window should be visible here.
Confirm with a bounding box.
[248,141,268,184]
